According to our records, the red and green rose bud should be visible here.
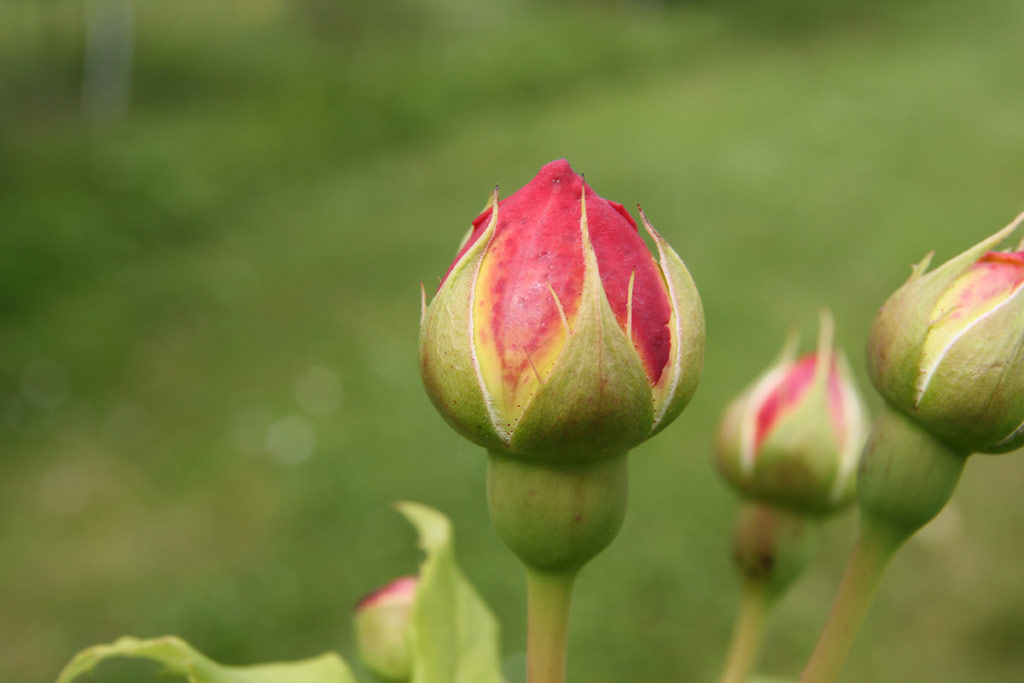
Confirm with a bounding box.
[420,160,704,574]
[354,576,417,681]
[419,159,704,463]
[868,211,1024,454]
[715,313,868,516]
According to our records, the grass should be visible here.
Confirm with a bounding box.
[2,1,1024,681]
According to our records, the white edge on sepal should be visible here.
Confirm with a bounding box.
[829,351,866,504]
[737,332,800,476]
[637,206,701,431]
[420,283,427,326]
[995,411,1024,449]
[470,188,510,442]
[432,186,510,443]
[455,188,498,254]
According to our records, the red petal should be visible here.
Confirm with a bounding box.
[444,160,674,414]
[754,354,846,452]
[475,161,585,400]
[586,188,671,385]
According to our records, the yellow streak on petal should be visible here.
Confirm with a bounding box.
[472,219,571,429]
[547,282,570,337]
[626,268,636,342]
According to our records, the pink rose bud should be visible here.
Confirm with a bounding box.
[354,576,418,681]
[868,211,1024,454]
[715,313,868,515]
[420,160,704,461]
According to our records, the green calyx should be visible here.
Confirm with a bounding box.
[486,451,628,573]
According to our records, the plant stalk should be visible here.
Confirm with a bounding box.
[526,567,577,683]
[801,406,967,682]
[719,580,771,683]
[799,522,903,683]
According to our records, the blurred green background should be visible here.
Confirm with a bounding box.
[3,0,1024,681]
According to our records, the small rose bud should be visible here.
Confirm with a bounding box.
[715,313,868,515]
[868,211,1024,454]
[419,159,704,462]
[354,576,417,681]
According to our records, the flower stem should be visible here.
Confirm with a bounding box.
[799,522,903,683]
[800,407,967,682]
[719,580,771,683]
[526,567,577,683]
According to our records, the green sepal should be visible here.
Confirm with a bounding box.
[509,190,653,461]
[55,635,355,683]
[419,189,507,451]
[395,502,505,683]
[752,389,843,516]
[639,208,705,436]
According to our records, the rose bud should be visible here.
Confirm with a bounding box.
[419,161,704,681]
[353,576,417,681]
[715,312,868,515]
[868,211,1024,454]
[419,159,704,463]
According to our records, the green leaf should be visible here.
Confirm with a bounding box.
[395,502,505,683]
[55,635,356,683]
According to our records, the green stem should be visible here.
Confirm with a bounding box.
[799,522,903,683]
[719,580,771,683]
[799,406,968,682]
[526,568,577,683]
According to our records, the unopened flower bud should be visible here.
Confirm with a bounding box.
[715,313,868,515]
[354,576,417,681]
[419,159,704,462]
[868,211,1024,454]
